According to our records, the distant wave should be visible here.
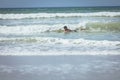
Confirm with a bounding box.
[0,12,120,19]
[0,22,120,35]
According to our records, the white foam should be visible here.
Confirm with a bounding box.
[0,37,119,46]
[0,37,120,55]
[1,21,118,35]
[0,50,119,56]
[0,12,120,19]
[0,24,80,35]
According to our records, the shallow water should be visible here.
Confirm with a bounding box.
[0,56,120,80]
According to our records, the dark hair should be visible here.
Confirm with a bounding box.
[64,26,67,29]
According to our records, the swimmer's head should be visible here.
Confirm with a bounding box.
[64,26,67,29]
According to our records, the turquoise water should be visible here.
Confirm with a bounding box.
[0,6,120,13]
[0,7,120,55]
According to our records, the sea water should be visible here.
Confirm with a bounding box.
[0,56,120,80]
[0,7,120,55]
[0,7,120,80]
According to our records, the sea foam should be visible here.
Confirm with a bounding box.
[0,37,119,56]
[0,22,120,35]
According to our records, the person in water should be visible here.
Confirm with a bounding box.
[63,26,76,33]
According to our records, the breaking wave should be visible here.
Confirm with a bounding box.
[0,37,119,45]
[0,12,120,19]
[0,22,120,35]
[0,37,120,55]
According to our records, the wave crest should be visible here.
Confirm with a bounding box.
[0,22,120,35]
[0,12,120,19]
[0,37,119,45]
[0,37,119,55]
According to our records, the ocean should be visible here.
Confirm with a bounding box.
[0,6,120,55]
[0,7,120,80]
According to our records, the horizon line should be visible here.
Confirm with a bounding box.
[0,5,120,9]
